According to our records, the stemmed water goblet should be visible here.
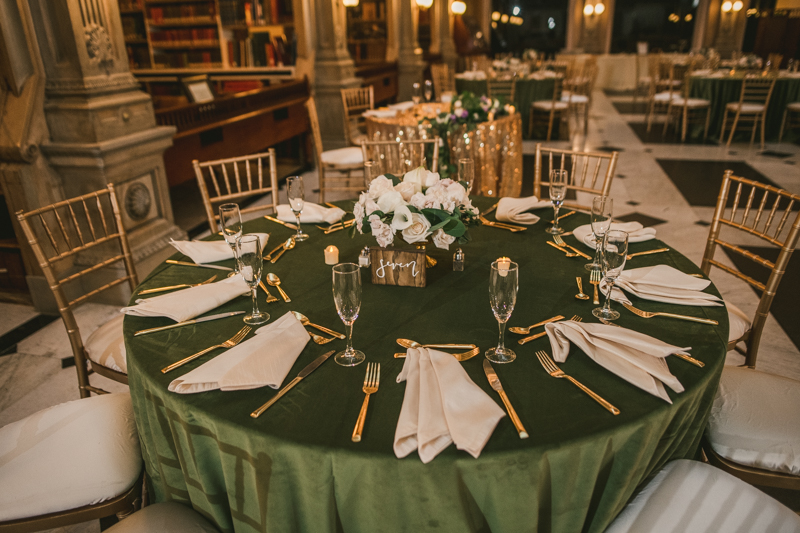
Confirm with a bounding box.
[458,158,474,194]
[546,169,568,235]
[286,176,309,242]
[424,80,433,102]
[219,203,243,273]
[411,82,421,105]
[332,263,365,367]
[364,160,382,189]
[237,234,269,325]
[592,229,629,321]
[486,259,518,364]
[585,196,613,272]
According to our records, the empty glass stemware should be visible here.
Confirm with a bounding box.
[286,176,309,242]
[486,259,518,364]
[332,263,365,367]
[219,203,243,273]
[411,82,421,105]
[363,160,382,189]
[458,158,475,194]
[238,234,269,325]
[546,169,568,235]
[586,196,613,272]
[424,79,433,102]
[593,230,629,321]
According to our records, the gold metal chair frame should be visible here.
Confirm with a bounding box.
[430,63,455,100]
[16,184,138,397]
[361,138,440,175]
[528,76,567,141]
[533,144,619,211]
[663,71,711,142]
[778,102,800,143]
[720,74,777,149]
[563,62,598,136]
[702,436,800,491]
[487,77,517,103]
[193,150,279,234]
[646,59,687,133]
[340,86,375,147]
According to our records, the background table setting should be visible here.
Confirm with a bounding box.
[123,190,729,533]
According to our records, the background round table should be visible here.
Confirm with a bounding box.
[125,199,728,533]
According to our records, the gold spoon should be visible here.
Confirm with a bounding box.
[270,237,295,264]
[575,277,590,300]
[291,311,345,339]
[508,315,565,334]
[266,273,290,302]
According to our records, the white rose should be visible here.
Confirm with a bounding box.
[369,214,394,248]
[409,192,427,210]
[446,182,467,204]
[401,213,431,244]
[423,170,440,188]
[391,204,413,231]
[376,190,405,213]
[394,181,417,201]
[353,197,366,233]
[368,175,395,200]
[365,197,380,216]
[432,229,456,250]
[454,100,462,108]
[402,167,426,193]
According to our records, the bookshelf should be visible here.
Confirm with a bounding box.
[346,0,387,63]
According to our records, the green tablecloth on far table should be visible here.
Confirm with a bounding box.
[125,198,728,533]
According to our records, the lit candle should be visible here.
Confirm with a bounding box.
[324,245,339,265]
[497,256,511,277]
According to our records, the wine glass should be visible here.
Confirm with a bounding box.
[585,196,613,272]
[546,169,569,235]
[332,263,365,367]
[424,79,433,102]
[593,229,629,321]
[364,160,382,189]
[286,176,309,242]
[411,82,421,105]
[219,203,243,273]
[486,259,518,364]
[458,158,474,194]
[237,234,269,325]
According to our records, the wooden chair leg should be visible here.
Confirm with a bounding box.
[720,109,728,145]
[647,101,654,132]
[546,110,554,141]
[681,107,688,142]
[662,106,671,137]
[779,109,788,143]
[703,108,710,142]
[760,113,766,150]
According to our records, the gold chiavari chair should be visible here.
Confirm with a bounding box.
[529,76,568,141]
[16,184,137,397]
[562,62,597,135]
[541,59,572,77]
[306,97,364,202]
[778,102,800,142]
[720,74,777,149]
[430,63,456,100]
[533,144,619,210]
[646,59,685,133]
[663,70,711,142]
[193,150,279,233]
[340,86,374,147]
[633,53,659,106]
[700,171,800,494]
[361,139,439,175]
[487,76,516,103]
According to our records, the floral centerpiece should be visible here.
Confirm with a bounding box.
[353,167,480,250]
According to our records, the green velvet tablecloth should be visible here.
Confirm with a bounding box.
[125,198,727,533]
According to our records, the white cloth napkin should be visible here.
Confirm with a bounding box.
[495,197,551,225]
[169,233,269,264]
[603,265,723,307]
[121,276,250,323]
[168,312,310,394]
[394,348,505,463]
[574,222,657,249]
[389,101,415,111]
[545,321,687,403]
[276,203,345,224]
[364,109,398,118]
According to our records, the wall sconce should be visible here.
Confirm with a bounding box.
[721,1,732,11]
[416,0,433,8]
[732,0,743,10]
[451,0,466,14]
[343,0,359,6]
[584,3,594,15]
[583,2,605,16]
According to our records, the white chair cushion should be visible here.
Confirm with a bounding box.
[653,91,677,102]
[533,100,569,110]
[726,102,765,113]
[671,97,710,107]
[85,313,127,374]
[707,366,800,476]
[0,393,142,522]
[788,102,800,111]
[561,93,589,104]
[605,459,800,533]
[320,146,364,166]
[726,300,751,343]
[107,502,218,533]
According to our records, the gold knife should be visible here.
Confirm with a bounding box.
[483,359,529,439]
[264,215,298,230]
[134,311,246,336]
[626,247,670,260]
[251,350,335,418]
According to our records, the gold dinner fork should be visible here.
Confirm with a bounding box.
[161,326,251,373]
[553,235,591,260]
[589,269,601,305]
[352,362,380,442]
[535,350,620,415]
[621,302,719,325]
[518,315,581,345]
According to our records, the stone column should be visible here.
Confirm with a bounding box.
[431,0,458,70]
[396,0,426,100]
[711,0,749,57]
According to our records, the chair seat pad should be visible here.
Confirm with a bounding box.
[707,366,800,476]
[787,102,800,111]
[726,102,766,113]
[85,313,127,374]
[672,97,710,107]
[0,393,142,522]
[561,93,589,104]
[320,146,364,166]
[533,100,568,110]
[653,91,677,101]
[726,300,751,343]
[106,503,218,533]
[605,459,800,532]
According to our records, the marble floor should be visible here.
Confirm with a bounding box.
[1,89,798,532]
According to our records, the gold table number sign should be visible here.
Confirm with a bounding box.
[369,247,427,288]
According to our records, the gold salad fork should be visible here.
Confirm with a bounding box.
[161,326,251,373]
[589,269,601,305]
[518,315,581,345]
[553,235,591,260]
[352,362,380,442]
[535,350,620,415]
[621,302,719,325]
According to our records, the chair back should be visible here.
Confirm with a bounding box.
[542,59,572,77]
[533,144,619,210]
[700,171,800,367]
[487,77,516,102]
[431,63,455,100]
[16,184,138,396]
[306,97,325,162]
[738,74,777,107]
[361,139,439,175]
[340,86,374,146]
[193,150,279,233]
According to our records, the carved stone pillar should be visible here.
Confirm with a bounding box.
[396,0,426,100]
[431,0,458,70]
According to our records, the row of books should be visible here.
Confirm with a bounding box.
[153,51,223,69]
[148,4,216,23]
[150,28,218,44]
[359,2,385,21]
[227,33,293,67]
[219,0,281,26]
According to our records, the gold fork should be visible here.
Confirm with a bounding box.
[589,269,601,305]
[535,350,620,415]
[352,362,380,442]
[598,318,706,367]
[479,215,527,232]
[621,302,719,325]
[138,275,217,295]
[518,315,581,345]
[161,326,251,373]
[553,235,591,260]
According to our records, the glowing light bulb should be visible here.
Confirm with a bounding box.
[721,1,732,12]
[594,2,605,14]
[416,0,433,8]
[500,13,509,22]
[451,0,466,14]
[492,11,501,20]
[732,0,743,10]
[584,4,594,15]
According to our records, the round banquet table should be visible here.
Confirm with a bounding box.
[125,198,728,533]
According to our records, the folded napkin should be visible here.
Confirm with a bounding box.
[495,196,551,225]
[122,276,250,323]
[692,69,712,76]
[364,109,398,118]
[603,265,723,307]
[168,312,310,394]
[394,348,505,463]
[388,101,415,111]
[574,222,657,249]
[545,321,687,403]
[276,202,345,224]
[170,233,269,264]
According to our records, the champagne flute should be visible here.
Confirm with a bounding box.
[546,169,568,235]
[412,82,421,105]
[458,158,475,194]
[219,203,243,273]
[237,234,269,325]
[593,230,629,321]
[486,259,518,364]
[424,79,433,102]
[286,176,309,242]
[364,160,382,189]
[585,196,613,272]
[332,263,365,367]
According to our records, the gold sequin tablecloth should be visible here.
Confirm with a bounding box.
[365,105,524,198]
